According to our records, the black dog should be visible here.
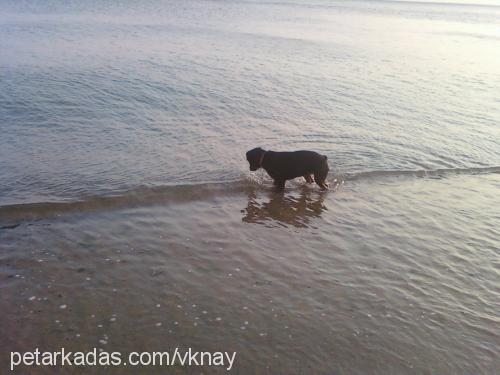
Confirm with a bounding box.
[246,147,329,191]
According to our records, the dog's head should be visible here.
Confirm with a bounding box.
[246,147,265,171]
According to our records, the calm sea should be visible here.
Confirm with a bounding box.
[1,0,499,373]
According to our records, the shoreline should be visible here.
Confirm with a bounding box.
[2,164,499,223]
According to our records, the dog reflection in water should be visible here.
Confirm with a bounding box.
[242,187,327,228]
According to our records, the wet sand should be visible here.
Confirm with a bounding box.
[1,173,499,374]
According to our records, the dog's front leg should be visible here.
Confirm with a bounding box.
[273,179,286,192]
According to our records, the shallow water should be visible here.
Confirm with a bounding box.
[1,173,499,374]
[1,0,500,373]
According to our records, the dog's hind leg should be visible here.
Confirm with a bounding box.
[315,181,328,190]
[303,175,314,184]
[314,173,329,190]
[314,157,330,190]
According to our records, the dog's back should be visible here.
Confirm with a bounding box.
[263,150,329,190]
[265,151,326,179]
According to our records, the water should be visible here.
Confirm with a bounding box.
[1,0,499,204]
[1,0,499,373]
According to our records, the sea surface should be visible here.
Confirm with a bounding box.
[1,0,499,374]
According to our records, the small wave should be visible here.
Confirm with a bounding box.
[0,180,256,223]
[345,166,500,181]
[1,166,498,224]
